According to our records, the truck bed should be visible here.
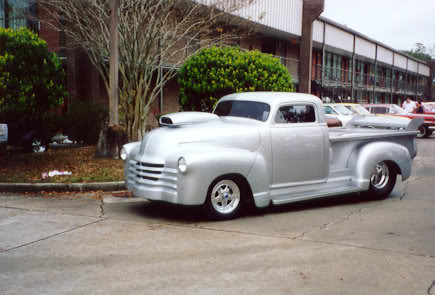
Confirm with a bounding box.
[328,128,417,142]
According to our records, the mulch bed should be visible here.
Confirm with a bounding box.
[0,146,124,183]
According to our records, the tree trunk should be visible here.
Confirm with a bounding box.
[95,123,127,159]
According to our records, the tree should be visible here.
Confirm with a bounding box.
[401,43,433,63]
[0,27,66,119]
[39,0,255,142]
[178,46,295,112]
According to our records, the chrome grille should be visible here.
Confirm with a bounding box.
[136,162,163,181]
[128,160,178,191]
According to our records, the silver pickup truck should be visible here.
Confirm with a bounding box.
[121,92,420,219]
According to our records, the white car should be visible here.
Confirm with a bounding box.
[0,124,7,151]
[324,103,355,126]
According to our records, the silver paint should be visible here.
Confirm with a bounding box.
[122,92,419,208]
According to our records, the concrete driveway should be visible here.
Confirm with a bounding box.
[1,140,435,295]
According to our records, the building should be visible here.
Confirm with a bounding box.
[1,0,433,127]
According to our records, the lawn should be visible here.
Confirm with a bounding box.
[0,146,124,183]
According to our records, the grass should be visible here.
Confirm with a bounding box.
[0,146,124,183]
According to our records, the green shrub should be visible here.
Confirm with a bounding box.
[0,27,67,117]
[178,46,294,112]
[62,101,108,144]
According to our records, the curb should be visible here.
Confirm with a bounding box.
[0,181,126,193]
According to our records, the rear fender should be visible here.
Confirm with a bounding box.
[348,142,412,190]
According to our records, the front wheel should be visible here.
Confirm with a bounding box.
[205,177,242,220]
[366,161,397,199]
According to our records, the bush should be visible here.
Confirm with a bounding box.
[178,46,294,112]
[0,27,67,117]
[62,101,108,144]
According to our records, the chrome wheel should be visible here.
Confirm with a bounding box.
[370,162,390,189]
[31,138,47,153]
[210,180,241,215]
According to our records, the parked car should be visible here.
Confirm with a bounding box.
[422,102,435,115]
[323,103,354,126]
[326,117,342,128]
[0,122,49,153]
[121,92,420,219]
[341,103,373,116]
[0,124,7,152]
[363,104,435,138]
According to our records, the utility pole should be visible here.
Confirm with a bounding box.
[109,0,119,125]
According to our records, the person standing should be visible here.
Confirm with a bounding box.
[402,97,416,113]
[415,101,425,114]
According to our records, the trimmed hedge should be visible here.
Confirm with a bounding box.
[0,27,66,116]
[178,46,294,111]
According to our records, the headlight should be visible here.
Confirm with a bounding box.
[120,147,128,161]
[178,157,187,174]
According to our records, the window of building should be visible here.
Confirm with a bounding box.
[0,1,4,27]
[0,0,35,30]
[275,105,316,124]
[326,52,332,69]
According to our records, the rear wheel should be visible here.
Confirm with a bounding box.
[366,161,397,199]
[417,125,430,138]
[206,177,242,220]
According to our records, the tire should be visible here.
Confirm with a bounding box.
[27,136,49,153]
[365,161,397,199]
[417,125,430,138]
[205,176,243,220]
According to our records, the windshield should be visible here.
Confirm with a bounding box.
[423,103,435,112]
[391,105,408,114]
[214,100,271,122]
[354,105,371,115]
[333,105,353,116]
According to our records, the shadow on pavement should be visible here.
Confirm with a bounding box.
[127,190,400,223]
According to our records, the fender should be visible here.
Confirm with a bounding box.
[348,141,412,190]
[123,142,141,191]
[246,153,271,208]
[177,149,256,205]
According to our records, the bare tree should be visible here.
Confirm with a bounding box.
[39,0,255,142]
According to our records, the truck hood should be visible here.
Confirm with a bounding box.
[138,117,262,163]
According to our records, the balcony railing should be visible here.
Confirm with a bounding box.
[312,64,430,97]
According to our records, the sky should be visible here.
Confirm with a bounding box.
[321,0,435,54]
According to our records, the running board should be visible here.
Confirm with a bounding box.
[271,185,362,205]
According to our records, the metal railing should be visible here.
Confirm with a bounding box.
[312,64,431,97]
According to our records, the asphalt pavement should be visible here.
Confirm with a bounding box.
[1,139,435,294]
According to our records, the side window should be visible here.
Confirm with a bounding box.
[275,105,316,124]
[372,107,387,114]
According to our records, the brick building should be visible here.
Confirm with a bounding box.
[1,0,433,128]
